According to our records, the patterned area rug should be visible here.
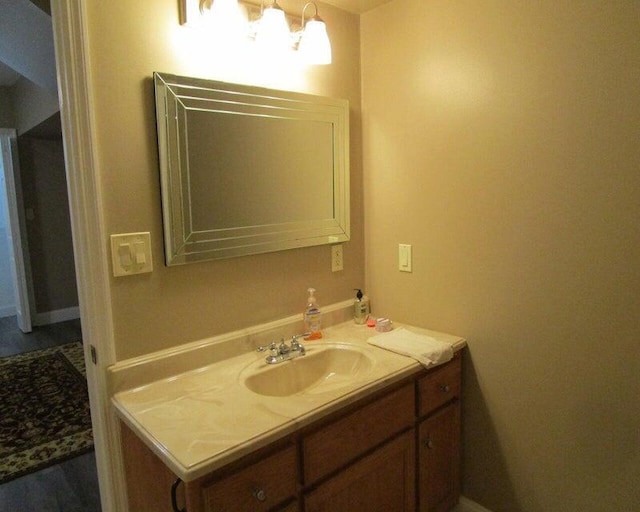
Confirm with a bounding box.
[0,342,93,484]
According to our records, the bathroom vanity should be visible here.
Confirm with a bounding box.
[110,313,464,512]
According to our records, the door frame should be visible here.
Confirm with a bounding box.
[0,128,34,333]
[50,1,126,511]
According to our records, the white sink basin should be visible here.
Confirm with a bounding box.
[241,343,375,397]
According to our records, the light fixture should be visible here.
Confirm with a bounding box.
[296,2,332,65]
[208,0,246,41]
[255,0,292,52]
[180,0,333,65]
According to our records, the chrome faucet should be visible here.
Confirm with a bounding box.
[257,334,309,364]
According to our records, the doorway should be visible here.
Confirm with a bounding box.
[0,128,33,333]
[0,131,101,511]
[0,0,106,510]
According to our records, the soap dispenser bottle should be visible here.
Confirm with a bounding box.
[303,287,323,340]
[353,288,370,324]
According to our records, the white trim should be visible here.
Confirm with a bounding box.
[33,306,80,325]
[50,2,125,512]
[0,128,35,333]
[453,496,494,512]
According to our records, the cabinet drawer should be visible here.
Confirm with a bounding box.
[202,446,297,512]
[417,356,461,417]
[303,383,415,485]
[305,431,415,512]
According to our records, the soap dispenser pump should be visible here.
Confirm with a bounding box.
[303,287,323,340]
[353,288,370,324]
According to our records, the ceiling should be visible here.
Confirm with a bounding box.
[321,0,392,14]
[0,0,55,88]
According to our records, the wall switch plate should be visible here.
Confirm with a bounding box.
[110,232,153,277]
[331,244,344,272]
[399,243,412,272]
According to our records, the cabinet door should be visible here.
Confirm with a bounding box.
[274,501,299,512]
[418,401,461,512]
[303,383,414,485]
[305,431,415,512]
[121,422,183,512]
[201,445,297,512]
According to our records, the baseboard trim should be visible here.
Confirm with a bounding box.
[454,496,494,512]
[33,306,80,326]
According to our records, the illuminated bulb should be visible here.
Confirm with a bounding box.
[255,2,291,52]
[209,0,246,42]
[298,17,331,65]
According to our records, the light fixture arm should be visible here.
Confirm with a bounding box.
[301,2,321,29]
[199,0,212,15]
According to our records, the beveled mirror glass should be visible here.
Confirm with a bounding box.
[153,72,350,265]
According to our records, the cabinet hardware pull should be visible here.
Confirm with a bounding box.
[439,384,450,393]
[424,439,434,449]
[171,478,187,512]
[252,487,267,501]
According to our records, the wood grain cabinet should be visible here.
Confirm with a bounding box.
[418,402,461,512]
[200,446,298,512]
[304,430,415,512]
[417,357,462,512]
[120,355,462,512]
[302,383,415,485]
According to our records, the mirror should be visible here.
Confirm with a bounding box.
[153,72,350,265]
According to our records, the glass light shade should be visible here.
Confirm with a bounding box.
[209,0,246,41]
[298,18,332,65]
[255,5,291,52]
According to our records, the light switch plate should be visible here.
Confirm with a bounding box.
[399,243,412,272]
[110,232,153,277]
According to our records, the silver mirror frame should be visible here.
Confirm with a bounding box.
[154,72,350,265]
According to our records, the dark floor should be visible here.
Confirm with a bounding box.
[0,316,83,357]
[0,316,102,512]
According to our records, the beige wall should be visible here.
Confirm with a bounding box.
[362,1,639,511]
[84,1,364,360]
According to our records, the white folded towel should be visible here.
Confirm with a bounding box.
[367,327,453,368]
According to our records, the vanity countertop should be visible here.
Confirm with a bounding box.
[111,320,465,482]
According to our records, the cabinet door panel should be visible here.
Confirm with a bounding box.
[305,431,415,512]
[121,422,181,512]
[418,401,461,512]
[303,383,414,484]
[275,501,299,512]
[202,446,297,512]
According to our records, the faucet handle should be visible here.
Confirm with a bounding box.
[257,341,277,353]
[292,333,311,342]
[291,333,310,351]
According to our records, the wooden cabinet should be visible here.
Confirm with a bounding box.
[418,402,461,512]
[120,356,462,512]
[305,431,415,512]
[417,356,461,417]
[120,423,184,512]
[302,383,414,485]
[200,445,297,512]
[417,356,462,512]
